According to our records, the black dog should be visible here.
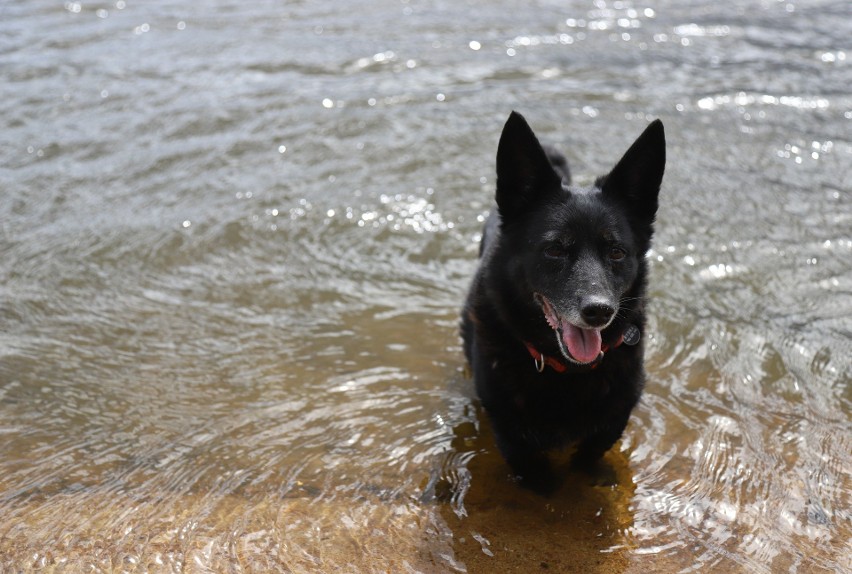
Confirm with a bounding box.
[462,111,665,491]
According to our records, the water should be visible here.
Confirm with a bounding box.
[1,0,850,572]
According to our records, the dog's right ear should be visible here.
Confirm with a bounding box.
[495,111,562,221]
[600,119,665,231]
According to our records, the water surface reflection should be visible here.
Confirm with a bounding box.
[1,0,850,572]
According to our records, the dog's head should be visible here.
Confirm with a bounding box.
[493,111,665,364]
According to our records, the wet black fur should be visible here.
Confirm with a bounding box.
[462,111,665,492]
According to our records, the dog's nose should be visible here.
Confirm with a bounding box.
[581,302,615,327]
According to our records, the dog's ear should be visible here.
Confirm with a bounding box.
[600,119,665,229]
[495,111,562,220]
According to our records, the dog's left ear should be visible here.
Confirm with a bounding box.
[495,111,563,221]
[600,119,666,229]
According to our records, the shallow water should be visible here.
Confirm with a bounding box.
[1,0,850,572]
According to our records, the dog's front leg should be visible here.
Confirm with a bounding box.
[572,406,632,467]
[485,407,560,495]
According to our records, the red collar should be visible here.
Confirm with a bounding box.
[524,333,624,373]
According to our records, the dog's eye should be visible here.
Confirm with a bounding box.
[543,245,567,258]
[608,246,627,261]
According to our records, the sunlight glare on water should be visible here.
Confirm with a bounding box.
[0,0,850,572]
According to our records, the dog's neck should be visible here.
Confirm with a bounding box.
[523,326,637,373]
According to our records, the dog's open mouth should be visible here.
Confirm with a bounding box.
[534,294,602,364]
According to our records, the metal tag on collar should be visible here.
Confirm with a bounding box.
[622,324,641,346]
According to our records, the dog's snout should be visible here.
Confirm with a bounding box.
[580,301,615,327]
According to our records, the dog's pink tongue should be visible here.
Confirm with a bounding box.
[562,323,602,364]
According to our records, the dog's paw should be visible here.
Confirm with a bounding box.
[570,456,618,487]
[516,469,561,496]
[507,454,561,495]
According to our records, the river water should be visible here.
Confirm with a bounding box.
[1,1,850,572]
